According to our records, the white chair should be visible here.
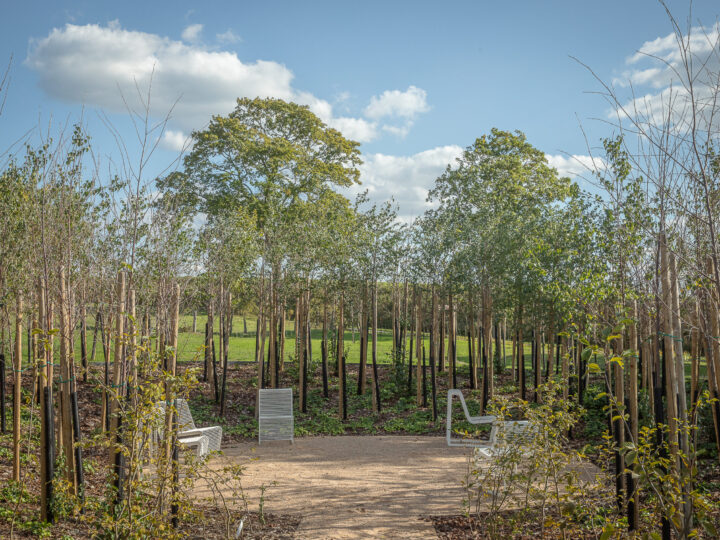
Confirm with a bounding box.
[446,389,496,447]
[475,420,534,458]
[150,399,223,457]
[176,398,223,452]
[258,388,294,444]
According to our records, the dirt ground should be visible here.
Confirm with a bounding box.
[195,436,473,539]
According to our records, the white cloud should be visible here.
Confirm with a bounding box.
[365,85,429,119]
[216,29,241,44]
[611,22,720,129]
[181,24,203,43]
[341,145,463,220]
[160,129,191,152]
[545,154,603,179]
[329,117,377,143]
[25,22,388,143]
[363,85,429,139]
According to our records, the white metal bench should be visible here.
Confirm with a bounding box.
[176,398,223,452]
[446,389,496,447]
[475,420,534,458]
[150,399,222,457]
[258,388,294,444]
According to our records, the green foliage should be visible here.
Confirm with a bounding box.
[465,380,609,538]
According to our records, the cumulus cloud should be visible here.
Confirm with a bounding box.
[328,116,377,143]
[160,129,192,152]
[25,22,401,145]
[365,85,429,119]
[545,154,603,179]
[363,85,429,139]
[611,22,720,128]
[26,23,298,132]
[181,23,203,43]
[341,145,463,221]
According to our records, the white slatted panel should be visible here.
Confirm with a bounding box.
[258,388,294,444]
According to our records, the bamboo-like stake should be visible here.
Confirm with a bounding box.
[518,305,525,400]
[430,285,438,420]
[372,278,381,412]
[612,317,625,511]
[447,293,455,392]
[469,300,477,389]
[0,349,5,435]
[218,283,225,394]
[502,317,507,371]
[12,296,23,481]
[322,302,329,398]
[439,304,445,373]
[659,234,679,468]
[483,287,493,402]
[512,325,517,382]
[99,311,109,432]
[627,300,639,531]
[269,276,277,388]
[417,290,424,405]
[46,298,55,446]
[535,327,542,402]
[304,293,311,412]
[109,272,126,470]
[358,285,367,395]
[163,284,180,458]
[690,298,700,413]
[298,292,306,412]
[80,287,88,383]
[705,256,720,457]
[208,299,218,399]
[36,278,50,520]
[670,252,692,531]
[337,293,346,420]
[562,335,569,401]
[279,306,286,372]
[220,291,231,415]
[128,291,137,406]
[204,298,211,382]
[548,315,555,381]
[167,283,180,524]
[58,269,76,493]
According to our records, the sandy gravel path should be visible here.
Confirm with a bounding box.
[198,436,472,539]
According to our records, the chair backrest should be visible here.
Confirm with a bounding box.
[258,388,293,418]
[448,389,473,421]
[490,420,534,447]
[176,398,197,431]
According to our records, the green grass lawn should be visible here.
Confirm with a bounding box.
[67,312,533,367]
[27,313,709,379]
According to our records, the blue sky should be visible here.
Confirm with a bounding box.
[1,0,718,218]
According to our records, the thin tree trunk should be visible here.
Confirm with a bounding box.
[12,296,22,482]
[416,289,423,405]
[338,294,346,420]
[322,301,329,398]
[372,280,381,412]
[358,285,368,395]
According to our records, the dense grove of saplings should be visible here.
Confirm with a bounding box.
[1,19,720,536]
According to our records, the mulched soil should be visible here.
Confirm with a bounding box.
[428,513,598,539]
[187,358,516,442]
[0,364,300,539]
[3,359,719,538]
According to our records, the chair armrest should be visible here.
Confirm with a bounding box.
[468,415,497,425]
[179,429,207,439]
